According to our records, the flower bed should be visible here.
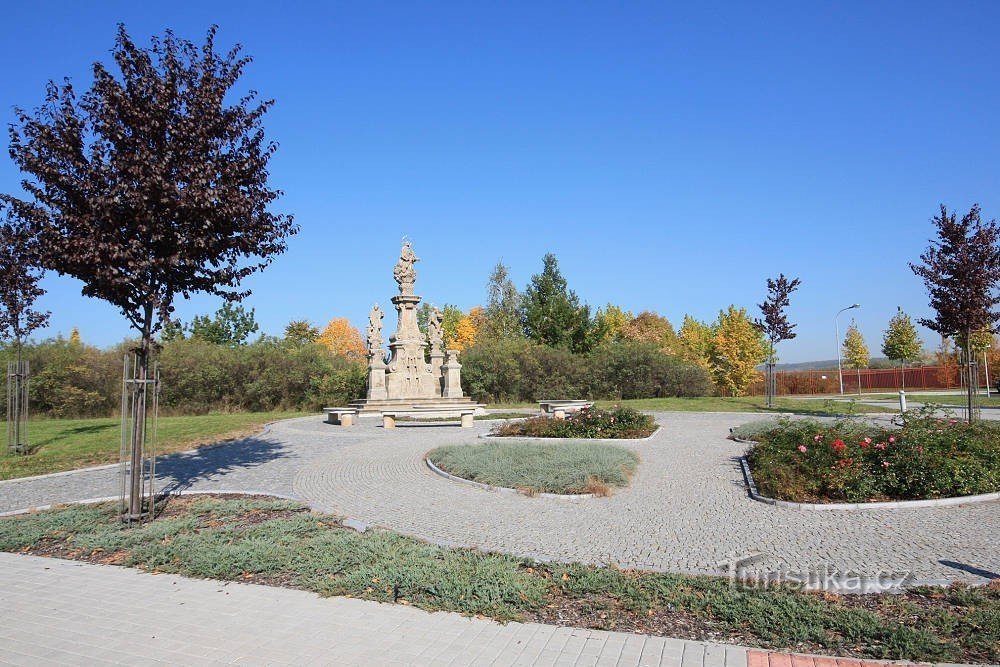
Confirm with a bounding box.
[743,413,1000,503]
[426,441,638,496]
[489,406,656,439]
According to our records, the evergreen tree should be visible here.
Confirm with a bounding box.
[881,307,921,389]
[521,253,590,351]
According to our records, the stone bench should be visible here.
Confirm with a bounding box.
[382,406,476,429]
[538,400,594,420]
[324,407,359,426]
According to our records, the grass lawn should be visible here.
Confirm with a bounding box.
[0,496,995,664]
[861,393,1000,407]
[427,441,638,495]
[596,396,896,416]
[0,412,306,480]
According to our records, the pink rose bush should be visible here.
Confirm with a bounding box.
[742,411,1000,503]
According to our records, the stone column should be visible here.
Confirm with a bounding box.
[442,350,464,398]
[367,354,387,400]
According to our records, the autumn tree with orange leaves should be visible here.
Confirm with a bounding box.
[317,318,366,359]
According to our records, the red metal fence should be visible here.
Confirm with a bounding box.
[743,365,967,396]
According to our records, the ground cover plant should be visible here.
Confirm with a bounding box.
[0,412,304,480]
[490,406,656,439]
[744,411,1000,503]
[0,495,996,664]
[426,441,638,495]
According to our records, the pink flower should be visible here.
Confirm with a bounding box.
[917,446,924,454]
[949,419,957,425]
[863,437,872,444]
[798,445,808,453]
[888,436,895,443]
[882,461,890,468]
[874,442,886,450]
[813,434,822,442]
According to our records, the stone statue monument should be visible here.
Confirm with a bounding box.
[350,240,477,413]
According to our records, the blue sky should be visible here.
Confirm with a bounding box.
[1,1,998,362]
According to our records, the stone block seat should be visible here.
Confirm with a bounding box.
[381,404,484,429]
[538,399,594,420]
[323,407,359,426]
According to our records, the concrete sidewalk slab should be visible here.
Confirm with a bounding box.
[0,552,746,667]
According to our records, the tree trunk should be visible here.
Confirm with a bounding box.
[127,308,153,519]
[965,331,977,424]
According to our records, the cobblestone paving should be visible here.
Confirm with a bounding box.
[2,413,997,585]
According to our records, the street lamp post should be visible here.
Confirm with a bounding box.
[835,304,861,395]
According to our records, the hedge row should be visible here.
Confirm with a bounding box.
[1,337,712,418]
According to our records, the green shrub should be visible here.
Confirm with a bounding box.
[491,406,656,439]
[427,441,639,494]
[587,341,712,399]
[745,412,1000,502]
[1,336,366,417]
[460,339,711,403]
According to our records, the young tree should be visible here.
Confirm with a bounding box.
[755,274,801,407]
[910,204,1000,422]
[842,320,869,395]
[521,253,590,351]
[712,306,767,396]
[0,213,49,453]
[480,261,523,341]
[189,303,259,346]
[881,307,922,390]
[317,318,366,359]
[2,25,296,517]
[283,319,320,347]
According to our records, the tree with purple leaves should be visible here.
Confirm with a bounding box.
[910,204,1000,423]
[2,24,296,515]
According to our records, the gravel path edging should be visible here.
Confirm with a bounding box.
[737,452,1000,511]
[424,457,598,500]
[0,488,303,518]
[0,419,284,486]
[478,425,662,443]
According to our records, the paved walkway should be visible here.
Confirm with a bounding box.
[0,552,945,667]
[1,413,998,586]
